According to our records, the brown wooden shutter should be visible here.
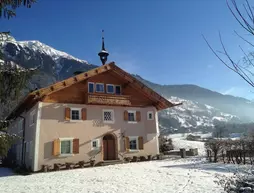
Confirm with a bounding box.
[136,111,141,122]
[124,110,128,121]
[65,107,71,121]
[53,139,60,156]
[125,137,130,152]
[138,136,144,150]
[82,108,87,120]
[73,138,79,154]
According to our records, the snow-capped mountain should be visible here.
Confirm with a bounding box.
[1,35,253,134]
[0,35,97,87]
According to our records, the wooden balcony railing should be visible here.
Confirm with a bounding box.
[87,93,131,106]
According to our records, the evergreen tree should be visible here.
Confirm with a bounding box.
[0,32,36,120]
[0,10,35,157]
[0,0,35,19]
[0,32,35,158]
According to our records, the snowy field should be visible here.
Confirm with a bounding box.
[170,133,208,156]
[0,157,239,193]
[0,133,247,193]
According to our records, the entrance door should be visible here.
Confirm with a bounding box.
[103,134,116,160]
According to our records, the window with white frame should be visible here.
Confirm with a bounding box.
[91,139,100,150]
[129,137,138,150]
[147,111,154,120]
[103,110,114,123]
[96,83,104,93]
[60,139,73,155]
[30,111,36,126]
[71,108,81,120]
[128,111,136,122]
[88,82,94,93]
[115,85,121,95]
[106,84,114,94]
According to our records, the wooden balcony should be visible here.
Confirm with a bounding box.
[87,93,131,106]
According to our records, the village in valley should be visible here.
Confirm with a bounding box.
[1,0,254,193]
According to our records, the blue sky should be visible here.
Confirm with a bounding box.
[1,0,254,99]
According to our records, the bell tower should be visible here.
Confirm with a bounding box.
[98,30,109,65]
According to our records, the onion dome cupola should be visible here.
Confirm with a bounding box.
[98,30,109,65]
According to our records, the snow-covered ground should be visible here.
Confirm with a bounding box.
[0,134,247,193]
[0,157,239,193]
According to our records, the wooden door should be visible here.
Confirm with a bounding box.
[107,139,115,160]
[103,135,116,160]
[103,140,108,160]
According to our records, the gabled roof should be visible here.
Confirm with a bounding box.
[6,62,182,120]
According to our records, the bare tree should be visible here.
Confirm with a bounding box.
[203,0,254,88]
[205,139,224,162]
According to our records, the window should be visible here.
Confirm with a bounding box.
[106,84,114,94]
[147,111,154,120]
[96,83,104,93]
[128,111,136,122]
[129,137,138,150]
[30,111,36,126]
[103,110,114,123]
[88,82,94,93]
[92,141,97,148]
[60,140,72,155]
[115,85,121,95]
[91,139,100,150]
[71,108,81,120]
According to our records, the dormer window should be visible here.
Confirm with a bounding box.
[115,85,121,95]
[106,84,114,94]
[96,83,104,93]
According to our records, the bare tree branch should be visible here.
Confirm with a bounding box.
[204,0,254,88]
[234,30,254,47]
[203,33,254,87]
[226,0,254,35]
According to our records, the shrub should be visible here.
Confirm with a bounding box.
[159,136,173,153]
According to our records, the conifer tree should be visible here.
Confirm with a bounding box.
[0,1,36,157]
[0,0,35,19]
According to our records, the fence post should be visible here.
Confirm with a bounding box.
[180,148,186,158]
